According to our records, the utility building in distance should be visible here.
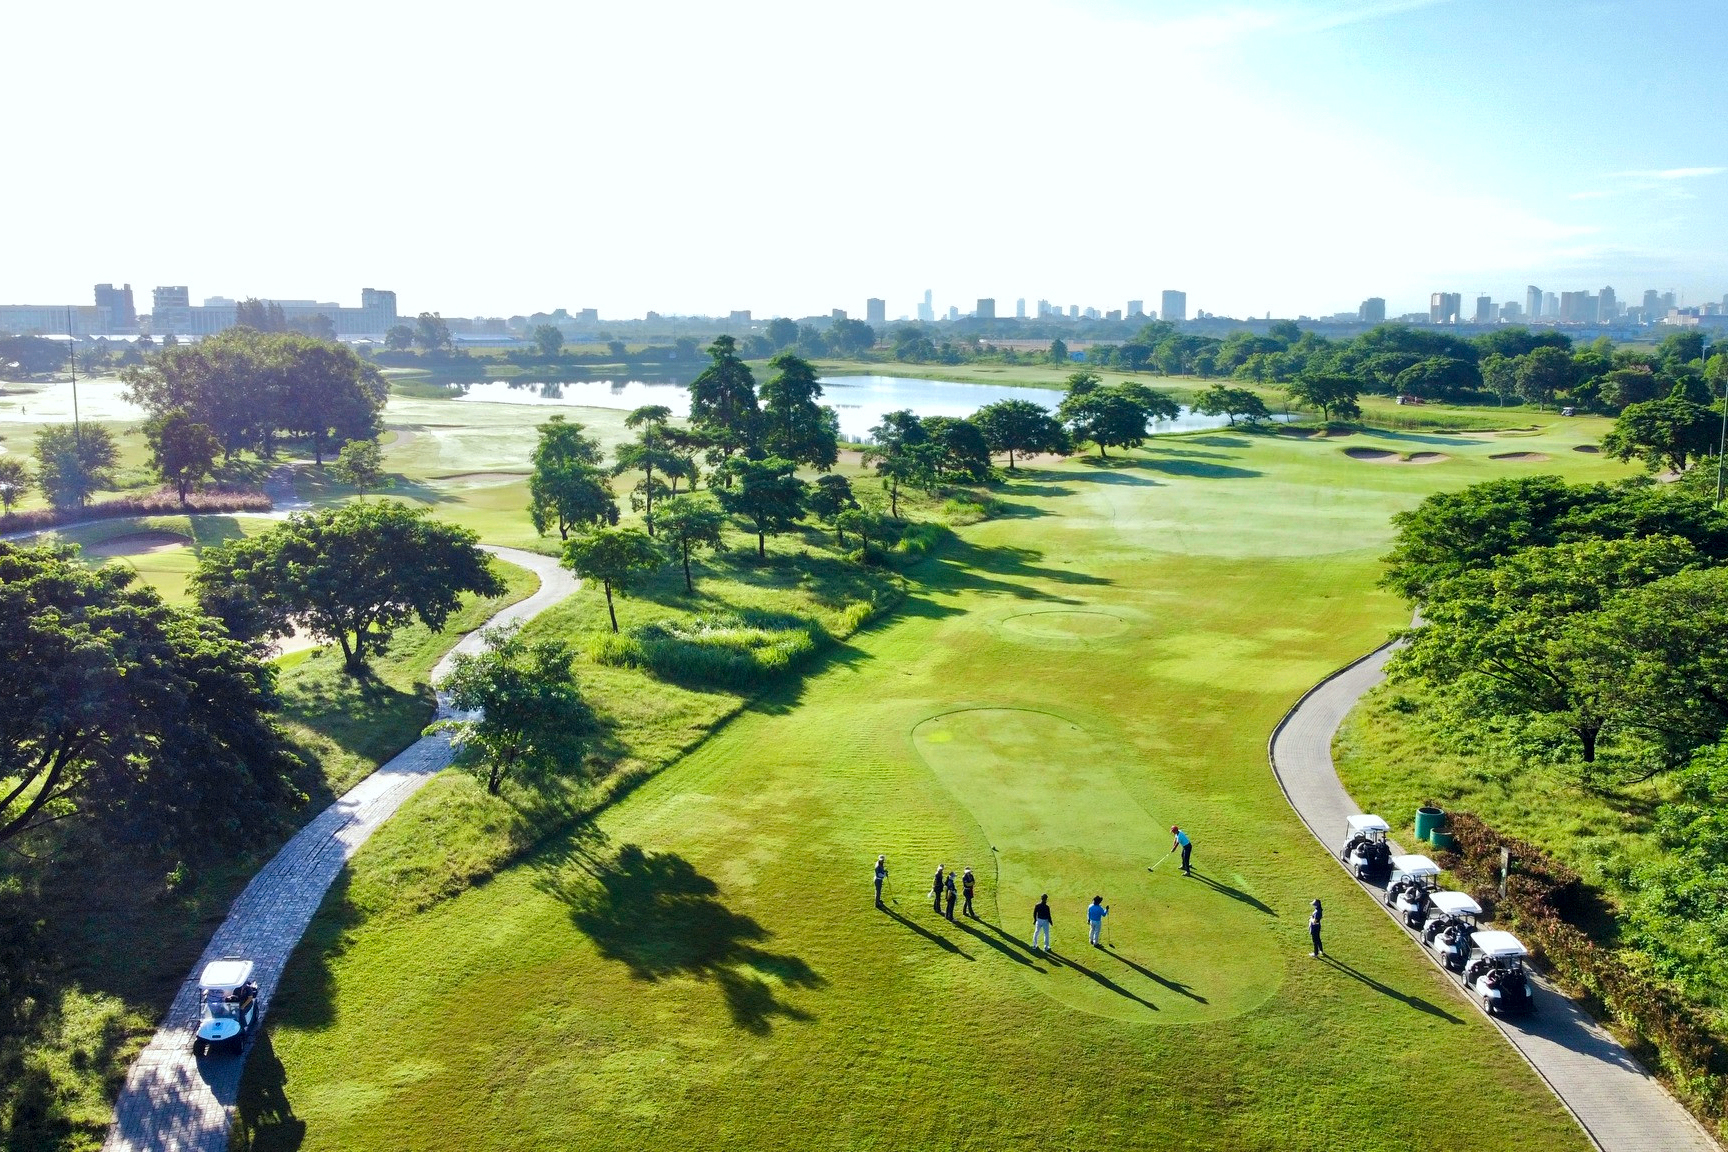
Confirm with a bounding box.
[976,298,996,320]
[1430,292,1461,324]
[1161,290,1186,323]
[866,298,885,325]
[93,283,137,331]
[1358,297,1385,323]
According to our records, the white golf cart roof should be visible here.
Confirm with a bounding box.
[1389,854,1440,878]
[198,959,254,991]
[1428,891,1482,917]
[1471,930,1527,959]
[1347,814,1391,835]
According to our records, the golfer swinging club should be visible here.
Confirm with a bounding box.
[874,855,888,907]
[1171,824,1193,876]
[1088,895,1109,947]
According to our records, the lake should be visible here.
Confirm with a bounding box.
[442,375,1253,441]
[0,373,1268,442]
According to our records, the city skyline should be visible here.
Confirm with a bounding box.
[3,1,1725,320]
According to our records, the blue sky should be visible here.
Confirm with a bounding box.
[2,0,1721,321]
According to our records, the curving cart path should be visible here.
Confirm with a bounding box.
[102,545,576,1152]
[1271,643,1719,1152]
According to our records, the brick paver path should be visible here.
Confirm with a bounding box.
[1271,644,1719,1152]
[102,546,576,1152]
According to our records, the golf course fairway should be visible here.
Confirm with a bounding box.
[239,418,1634,1151]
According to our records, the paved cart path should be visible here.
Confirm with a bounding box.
[102,545,576,1152]
[1270,644,1719,1152]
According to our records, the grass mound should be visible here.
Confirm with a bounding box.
[591,611,821,688]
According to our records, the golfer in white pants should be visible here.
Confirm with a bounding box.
[1032,894,1053,950]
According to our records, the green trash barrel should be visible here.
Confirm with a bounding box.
[1415,806,1445,843]
[1429,830,1457,851]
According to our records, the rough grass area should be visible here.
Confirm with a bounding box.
[0,555,537,1152]
[238,416,1636,1152]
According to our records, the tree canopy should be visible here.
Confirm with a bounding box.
[971,399,1068,467]
[192,501,503,671]
[715,456,807,558]
[688,335,760,461]
[33,424,117,509]
[529,416,617,540]
[652,492,726,592]
[433,625,589,796]
[143,408,220,503]
[562,527,663,632]
[759,352,839,470]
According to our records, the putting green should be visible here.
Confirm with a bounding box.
[912,708,1281,1022]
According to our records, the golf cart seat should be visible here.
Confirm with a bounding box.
[1342,815,1392,881]
[1465,930,1534,1016]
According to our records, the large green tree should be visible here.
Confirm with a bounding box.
[971,399,1068,468]
[806,473,858,545]
[864,410,935,516]
[1058,381,1174,457]
[192,501,504,671]
[651,492,726,593]
[34,424,117,509]
[433,625,589,796]
[1194,384,1271,426]
[1284,374,1361,422]
[532,324,564,357]
[0,542,298,849]
[143,407,220,503]
[688,335,760,462]
[714,456,807,558]
[612,406,681,533]
[760,352,840,469]
[0,456,28,512]
[1515,346,1577,411]
[1601,396,1719,473]
[330,437,388,495]
[529,416,617,540]
[920,416,994,482]
[562,527,664,632]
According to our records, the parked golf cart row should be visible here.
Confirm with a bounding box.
[1339,817,1535,1017]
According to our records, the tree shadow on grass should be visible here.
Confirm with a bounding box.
[1133,457,1263,479]
[1320,956,1463,1024]
[1184,435,1253,448]
[538,841,824,1034]
[912,536,1112,605]
[1187,870,1279,917]
[232,1030,307,1152]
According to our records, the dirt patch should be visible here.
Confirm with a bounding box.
[433,472,531,485]
[1573,444,1601,454]
[83,531,190,558]
[271,622,324,657]
[1282,427,1357,439]
[1344,447,1449,465]
[1489,451,1551,462]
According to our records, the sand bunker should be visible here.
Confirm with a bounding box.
[1489,451,1550,462]
[1573,445,1602,454]
[1344,447,1449,465]
[434,472,530,485]
[1001,610,1128,641]
[83,531,189,558]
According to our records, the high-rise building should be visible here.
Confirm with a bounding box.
[918,290,934,323]
[1105,309,1122,321]
[866,298,885,325]
[1127,299,1144,318]
[1160,290,1187,324]
[1359,297,1386,323]
[1082,306,1100,320]
[93,283,136,330]
[1068,305,1080,319]
[1599,287,1617,320]
[1559,291,1598,324]
[976,298,996,320]
[576,308,599,325]
[1501,301,1524,321]
[1474,295,1494,324]
[1643,289,1662,316]
[1430,292,1462,324]
[1543,291,1558,317]
[1661,291,1677,314]
[831,308,847,322]
[1036,299,1052,319]
[1527,285,1543,319]
[1015,298,1026,319]
[729,310,752,324]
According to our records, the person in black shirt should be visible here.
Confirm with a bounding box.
[1309,898,1324,957]
[874,856,888,907]
[932,865,945,914]
[1033,894,1053,951]
[944,871,958,921]
[961,867,976,918]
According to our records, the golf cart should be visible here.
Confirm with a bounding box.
[1420,890,1483,972]
[1341,814,1393,881]
[193,959,258,1056]
[1384,854,1441,928]
[1463,930,1535,1016]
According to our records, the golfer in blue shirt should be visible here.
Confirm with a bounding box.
[1087,896,1109,947]
[1171,825,1193,875]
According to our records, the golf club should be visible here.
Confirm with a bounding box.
[1105,905,1113,949]
[1148,849,1175,874]
[885,874,898,906]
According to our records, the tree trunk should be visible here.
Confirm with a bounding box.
[644,465,655,534]
[682,542,693,593]
[757,530,766,559]
[604,583,618,632]
[1008,448,1016,469]
[338,631,359,671]
[1099,443,1107,458]
[1579,725,1598,763]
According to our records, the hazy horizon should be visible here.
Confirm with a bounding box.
[5,0,1723,321]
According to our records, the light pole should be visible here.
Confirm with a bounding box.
[1717,367,1727,506]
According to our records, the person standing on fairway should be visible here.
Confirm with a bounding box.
[1033,894,1053,951]
[961,867,976,918]
[1087,896,1109,947]
[1309,898,1324,957]
[944,870,958,921]
[874,856,888,907]
[1171,825,1193,875]
[932,865,945,914]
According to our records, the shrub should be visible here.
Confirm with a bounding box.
[896,522,946,556]
[1438,811,1728,1123]
[0,486,270,534]
[589,612,821,688]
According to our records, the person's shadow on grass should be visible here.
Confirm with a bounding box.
[1187,870,1278,916]
[1320,955,1463,1024]
[950,917,1046,972]
[1055,950,1160,1012]
[1105,950,1208,1003]
[880,904,975,961]
[540,841,826,1034]
[978,921,1064,968]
